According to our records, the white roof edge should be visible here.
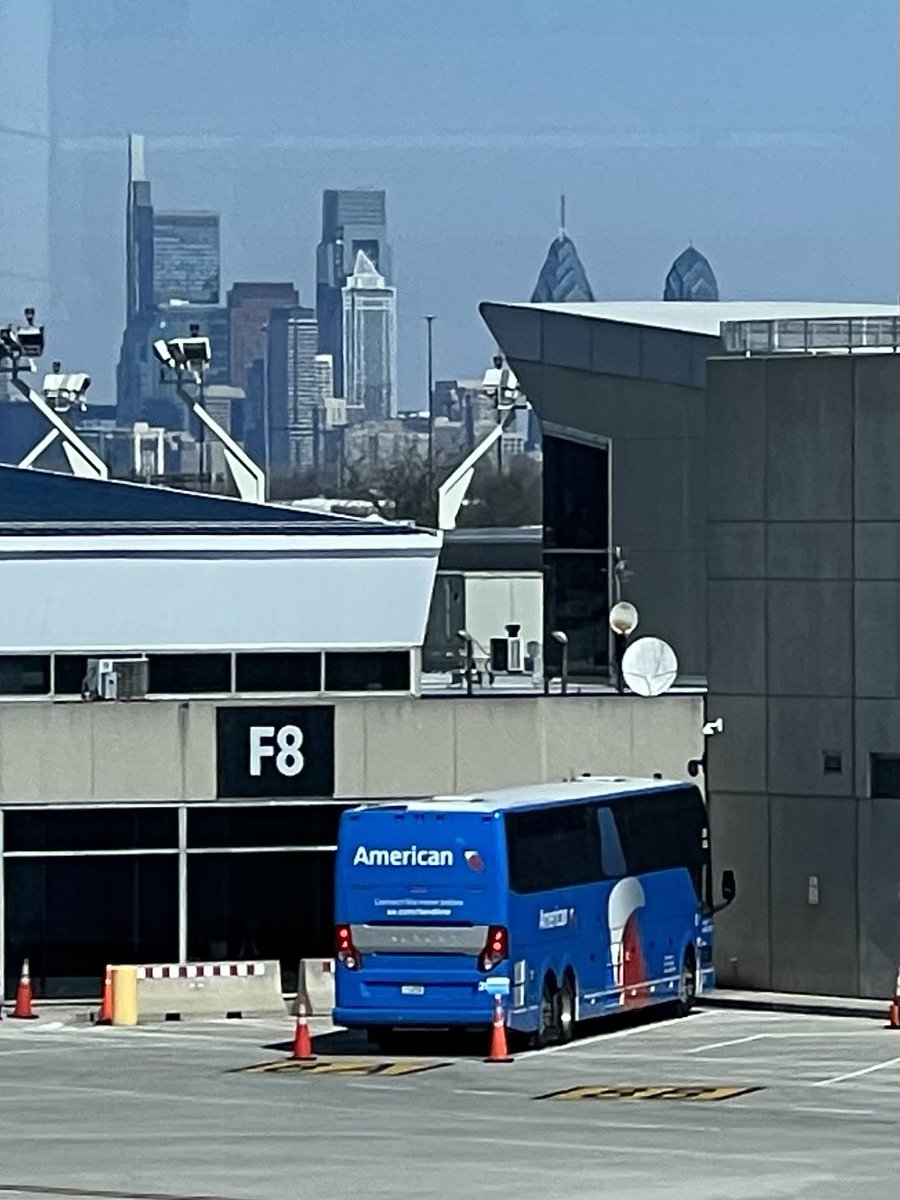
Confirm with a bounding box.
[485,299,900,339]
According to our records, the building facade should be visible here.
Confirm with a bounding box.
[342,251,397,420]
[316,190,391,397]
[227,282,299,392]
[704,338,900,999]
[266,306,320,468]
[481,298,900,999]
[153,211,220,307]
[0,463,701,999]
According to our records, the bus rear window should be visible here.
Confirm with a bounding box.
[505,805,602,894]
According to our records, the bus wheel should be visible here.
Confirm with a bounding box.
[558,973,576,1044]
[537,975,558,1047]
[673,949,697,1018]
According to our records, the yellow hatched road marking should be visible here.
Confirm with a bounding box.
[537,1083,760,1102]
[239,1058,449,1077]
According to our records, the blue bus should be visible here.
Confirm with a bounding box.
[333,777,735,1046]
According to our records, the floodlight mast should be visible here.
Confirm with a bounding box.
[0,309,108,480]
[152,332,267,503]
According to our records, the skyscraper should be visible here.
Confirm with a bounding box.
[117,134,158,423]
[663,245,720,301]
[316,190,391,397]
[266,306,320,468]
[531,196,594,304]
[126,134,155,321]
[342,250,398,420]
[227,282,300,392]
[153,211,220,306]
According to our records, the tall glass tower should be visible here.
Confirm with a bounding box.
[342,250,397,420]
[316,190,391,397]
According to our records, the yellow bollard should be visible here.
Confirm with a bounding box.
[111,965,138,1026]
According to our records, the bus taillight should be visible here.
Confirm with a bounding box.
[335,924,360,970]
[479,925,508,971]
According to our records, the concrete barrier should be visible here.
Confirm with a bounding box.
[112,961,287,1023]
[294,958,335,1016]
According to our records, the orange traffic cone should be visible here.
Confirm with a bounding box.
[291,1001,316,1061]
[888,968,900,1030]
[10,958,38,1020]
[484,994,514,1063]
[95,965,113,1025]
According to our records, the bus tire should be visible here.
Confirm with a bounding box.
[537,973,559,1048]
[673,948,697,1018]
[558,972,576,1044]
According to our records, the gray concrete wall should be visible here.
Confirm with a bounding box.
[0,693,704,805]
[479,302,713,678]
[706,353,900,1000]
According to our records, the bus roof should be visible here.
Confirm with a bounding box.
[348,776,690,816]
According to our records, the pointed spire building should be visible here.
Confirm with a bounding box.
[663,245,719,301]
[531,195,595,304]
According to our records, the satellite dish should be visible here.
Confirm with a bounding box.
[621,637,678,697]
[609,601,639,636]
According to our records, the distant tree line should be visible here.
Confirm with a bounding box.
[268,449,541,528]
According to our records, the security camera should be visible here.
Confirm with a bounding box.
[0,321,45,360]
[152,339,176,369]
[169,336,212,369]
[43,370,91,413]
[702,718,724,737]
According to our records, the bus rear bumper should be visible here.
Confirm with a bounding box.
[333,1005,494,1030]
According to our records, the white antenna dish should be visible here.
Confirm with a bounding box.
[621,637,678,697]
[609,600,639,636]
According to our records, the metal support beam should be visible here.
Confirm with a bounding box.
[8,376,108,480]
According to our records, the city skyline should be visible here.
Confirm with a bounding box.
[2,0,896,404]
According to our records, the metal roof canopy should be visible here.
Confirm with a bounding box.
[0,465,442,654]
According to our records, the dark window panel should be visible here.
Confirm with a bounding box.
[53,655,89,695]
[0,655,50,696]
[543,435,609,551]
[148,654,232,694]
[871,753,900,799]
[505,803,602,893]
[611,787,708,900]
[4,856,178,999]
[235,653,321,693]
[188,804,347,848]
[324,651,410,692]
[187,851,335,992]
[4,808,179,853]
[543,552,609,675]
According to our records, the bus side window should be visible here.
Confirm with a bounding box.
[597,805,627,877]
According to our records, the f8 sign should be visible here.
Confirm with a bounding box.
[216,706,334,798]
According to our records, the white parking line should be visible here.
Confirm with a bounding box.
[813,1055,900,1087]
[794,1105,877,1117]
[685,1034,766,1054]
[514,1011,713,1059]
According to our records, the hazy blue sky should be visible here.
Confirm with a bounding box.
[45,0,899,399]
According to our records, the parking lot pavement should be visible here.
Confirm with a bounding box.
[0,1008,896,1200]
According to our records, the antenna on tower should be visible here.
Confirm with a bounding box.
[559,192,567,239]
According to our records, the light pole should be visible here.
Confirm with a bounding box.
[551,629,569,695]
[425,315,435,501]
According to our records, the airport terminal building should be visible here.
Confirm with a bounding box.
[482,299,900,999]
[0,465,701,999]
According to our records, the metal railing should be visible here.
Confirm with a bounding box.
[721,315,900,356]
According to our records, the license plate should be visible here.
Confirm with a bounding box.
[401,985,425,996]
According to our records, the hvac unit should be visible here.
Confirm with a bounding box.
[489,623,525,674]
[84,656,149,701]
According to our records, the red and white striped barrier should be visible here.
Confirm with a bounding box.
[132,959,285,1022]
[137,962,268,981]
